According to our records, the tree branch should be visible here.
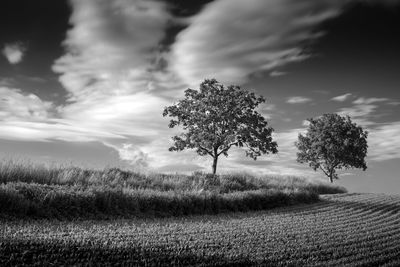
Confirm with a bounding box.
[198,144,214,157]
[319,166,330,177]
[217,142,237,156]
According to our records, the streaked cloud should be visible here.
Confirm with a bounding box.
[170,0,345,86]
[368,122,400,161]
[0,78,15,87]
[0,0,174,167]
[331,93,352,102]
[269,70,287,77]
[353,97,389,105]
[1,0,399,172]
[336,95,400,162]
[338,97,391,126]
[287,96,312,104]
[1,42,26,64]
[50,0,174,166]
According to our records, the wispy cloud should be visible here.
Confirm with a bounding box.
[287,96,312,104]
[331,93,352,102]
[368,122,400,161]
[170,0,345,86]
[0,0,175,167]
[353,97,389,105]
[336,96,400,162]
[338,97,391,126]
[269,70,287,77]
[2,43,26,64]
[1,0,399,172]
[50,0,176,166]
[0,78,15,87]
[338,104,378,126]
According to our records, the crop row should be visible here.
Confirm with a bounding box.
[1,193,399,266]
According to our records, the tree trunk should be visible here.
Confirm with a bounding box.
[212,156,218,174]
[329,169,334,183]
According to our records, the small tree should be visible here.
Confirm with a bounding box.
[163,79,278,174]
[296,113,368,183]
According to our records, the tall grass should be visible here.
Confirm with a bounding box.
[0,159,346,194]
[0,159,346,220]
[0,182,318,220]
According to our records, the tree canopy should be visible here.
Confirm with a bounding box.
[296,113,368,183]
[163,79,278,174]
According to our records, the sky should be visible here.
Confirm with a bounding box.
[1,0,399,193]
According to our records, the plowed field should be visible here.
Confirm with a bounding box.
[1,193,399,266]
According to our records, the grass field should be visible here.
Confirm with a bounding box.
[1,193,399,266]
[0,159,346,219]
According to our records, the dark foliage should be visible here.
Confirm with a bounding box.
[296,114,368,182]
[163,79,278,173]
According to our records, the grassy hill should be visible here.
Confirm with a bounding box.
[0,160,345,219]
[1,193,399,266]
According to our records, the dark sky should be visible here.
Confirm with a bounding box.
[0,0,400,193]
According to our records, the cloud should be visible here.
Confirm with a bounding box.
[50,0,176,165]
[170,0,345,86]
[104,143,148,168]
[0,0,175,167]
[53,0,171,97]
[0,87,53,121]
[0,120,123,142]
[353,97,389,105]
[331,93,352,102]
[269,70,287,77]
[338,96,391,126]
[2,43,26,64]
[368,122,400,161]
[2,0,399,172]
[287,96,312,104]
[0,78,15,87]
[336,96,400,162]
[338,104,378,126]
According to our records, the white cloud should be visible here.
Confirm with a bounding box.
[337,101,380,127]
[269,70,287,77]
[53,0,171,98]
[0,78,15,87]
[50,0,175,166]
[368,122,400,161]
[104,143,148,167]
[353,97,389,105]
[0,0,175,168]
[337,96,392,127]
[170,0,345,86]
[336,96,400,162]
[0,120,124,142]
[2,43,26,64]
[331,93,352,102]
[2,0,399,172]
[0,87,53,121]
[287,96,312,104]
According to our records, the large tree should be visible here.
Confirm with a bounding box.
[163,79,278,174]
[296,113,368,183]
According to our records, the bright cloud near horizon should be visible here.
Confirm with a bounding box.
[1,0,400,194]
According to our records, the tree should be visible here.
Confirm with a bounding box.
[163,79,278,174]
[295,113,368,183]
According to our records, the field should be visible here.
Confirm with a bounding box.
[0,159,345,219]
[1,193,400,266]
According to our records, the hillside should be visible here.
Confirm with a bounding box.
[0,161,345,219]
[1,193,399,266]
